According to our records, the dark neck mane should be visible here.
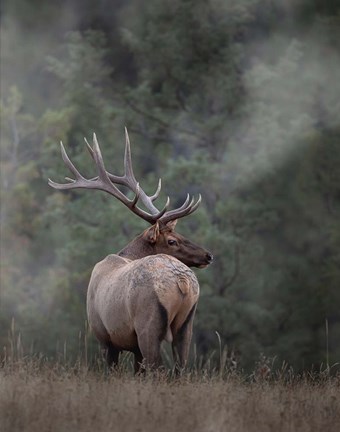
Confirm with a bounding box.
[118,234,154,260]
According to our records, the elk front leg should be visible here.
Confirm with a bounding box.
[103,342,120,369]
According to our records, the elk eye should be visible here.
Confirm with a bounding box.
[168,239,178,246]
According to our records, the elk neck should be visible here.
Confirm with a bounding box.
[118,233,154,261]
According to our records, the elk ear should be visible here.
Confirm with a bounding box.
[166,219,177,231]
[144,222,160,244]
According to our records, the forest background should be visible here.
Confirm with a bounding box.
[1,0,339,373]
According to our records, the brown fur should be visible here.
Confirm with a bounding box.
[87,221,212,371]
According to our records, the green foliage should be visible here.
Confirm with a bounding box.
[1,0,340,371]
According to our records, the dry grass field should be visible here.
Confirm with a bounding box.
[0,358,339,432]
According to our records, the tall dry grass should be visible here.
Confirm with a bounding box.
[1,357,339,432]
[1,322,339,432]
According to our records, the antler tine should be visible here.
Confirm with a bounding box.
[90,134,153,214]
[92,133,112,182]
[88,130,165,218]
[60,141,84,180]
[120,128,164,216]
[154,196,171,219]
[130,182,141,207]
[163,194,192,218]
[150,178,162,202]
[48,142,85,189]
[124,127,137,185]
[160,194,202,224]
[84,137,94,159]
[85,136,124,184]
[190,193,202,212]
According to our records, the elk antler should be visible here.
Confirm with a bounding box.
[48,128,201,225]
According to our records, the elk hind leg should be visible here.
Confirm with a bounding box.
[135,301,168,369]
[172,304,197,370]
[133,347,144,374]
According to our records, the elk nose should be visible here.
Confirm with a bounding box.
[206,252,213,263]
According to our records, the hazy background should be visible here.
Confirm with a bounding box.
[1,0,340,372]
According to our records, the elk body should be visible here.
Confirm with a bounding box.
[49,129,212,371]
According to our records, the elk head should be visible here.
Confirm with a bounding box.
[130,219,213,268]
[48,128,213,268]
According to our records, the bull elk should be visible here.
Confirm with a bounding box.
[48,128,213,372]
